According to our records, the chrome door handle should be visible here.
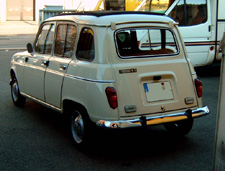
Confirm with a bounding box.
[42,60,49,66]
[60,64,67,70]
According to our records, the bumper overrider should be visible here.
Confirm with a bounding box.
[96,106,209,128]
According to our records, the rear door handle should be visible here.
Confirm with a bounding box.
[60,64,67,70]
[42,60,49,66]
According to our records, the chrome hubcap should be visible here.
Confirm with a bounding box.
[71,111,84,144]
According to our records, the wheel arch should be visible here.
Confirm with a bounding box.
[62,99,90,118]
[10,69,16,78]
[9,69,16,85]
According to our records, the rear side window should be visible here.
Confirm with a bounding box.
[54,24,77,58]
[115,28,178,58]
[76,28,95,61]
[35,24,55,54]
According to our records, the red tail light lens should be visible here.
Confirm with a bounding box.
[195,78,203,97]
[105,87,118,109]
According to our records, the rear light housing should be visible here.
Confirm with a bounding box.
[195,78,203,97]
[105,87,118,109]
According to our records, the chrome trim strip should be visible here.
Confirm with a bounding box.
[21,92,62,113]
[65,74,115,83]
[96,106,210,128]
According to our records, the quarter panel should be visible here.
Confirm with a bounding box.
[62,59,118,122]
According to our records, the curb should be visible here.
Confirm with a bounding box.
[0,48,26,51]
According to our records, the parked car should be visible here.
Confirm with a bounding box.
[10,11,209,149]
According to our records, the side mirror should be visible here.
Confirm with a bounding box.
[27,43,34,56]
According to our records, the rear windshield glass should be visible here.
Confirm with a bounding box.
[115,28,179,58]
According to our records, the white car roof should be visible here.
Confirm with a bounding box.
[45,11,176,27]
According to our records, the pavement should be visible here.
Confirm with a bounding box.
[0,21,38,50]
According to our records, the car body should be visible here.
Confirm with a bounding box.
[10,11,209,148]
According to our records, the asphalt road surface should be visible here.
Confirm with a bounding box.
[0,50,220,171]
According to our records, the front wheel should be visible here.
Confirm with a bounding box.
[11,76,26,107]
[164,119,193,136]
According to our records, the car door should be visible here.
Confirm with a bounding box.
[23,23,55,101]
[44,22,77,108]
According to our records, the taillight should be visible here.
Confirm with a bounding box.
[195,78,203,97]
[105,87,118,109]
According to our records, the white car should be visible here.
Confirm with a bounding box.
[10,11,209,149]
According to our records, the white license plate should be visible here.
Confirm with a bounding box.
[144,82,174,102]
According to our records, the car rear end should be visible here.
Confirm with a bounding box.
[97,14,209,130]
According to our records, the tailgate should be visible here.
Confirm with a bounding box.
[114,59,197,117]
[111,24,198,118]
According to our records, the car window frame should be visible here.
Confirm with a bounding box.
[34,21,56,55]
[76,27,95,62]
[114,27,180,59]
[54,21,78,59]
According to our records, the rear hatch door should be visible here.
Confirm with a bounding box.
[112,26,197,118]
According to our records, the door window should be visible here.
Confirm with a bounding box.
[169,0,207,26]
[115,28,178,58]
[54,24,77,58]
[35,24,55,54]
[76,28,95,61]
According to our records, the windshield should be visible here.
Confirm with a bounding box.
[115,28,179,58]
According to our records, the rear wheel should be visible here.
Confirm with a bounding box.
[70,108,93,150]
[164,119,193,136]
[11,75,26,107]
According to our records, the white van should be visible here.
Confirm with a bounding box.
[10,11,209,149]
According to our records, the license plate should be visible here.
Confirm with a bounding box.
[144,82,174,102]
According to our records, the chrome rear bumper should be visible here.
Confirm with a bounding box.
[96,106,209,129]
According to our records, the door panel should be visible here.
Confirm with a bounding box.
[6,0,21,20]
[44,23,76,108]
[23,55,50,101]
[22,0,33,21]
[23,23,55,101]
[44,57,71,107]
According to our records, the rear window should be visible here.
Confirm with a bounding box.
[115,28,179,58]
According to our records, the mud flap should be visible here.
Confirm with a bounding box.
[140,116,147,129]
[184,109,193,121]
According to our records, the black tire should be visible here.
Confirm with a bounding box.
[164,119,193,136]
[70,107,93,150]
[10,75,26,107]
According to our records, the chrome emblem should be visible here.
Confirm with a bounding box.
[119,68,137,74]
[161,105,166,111]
